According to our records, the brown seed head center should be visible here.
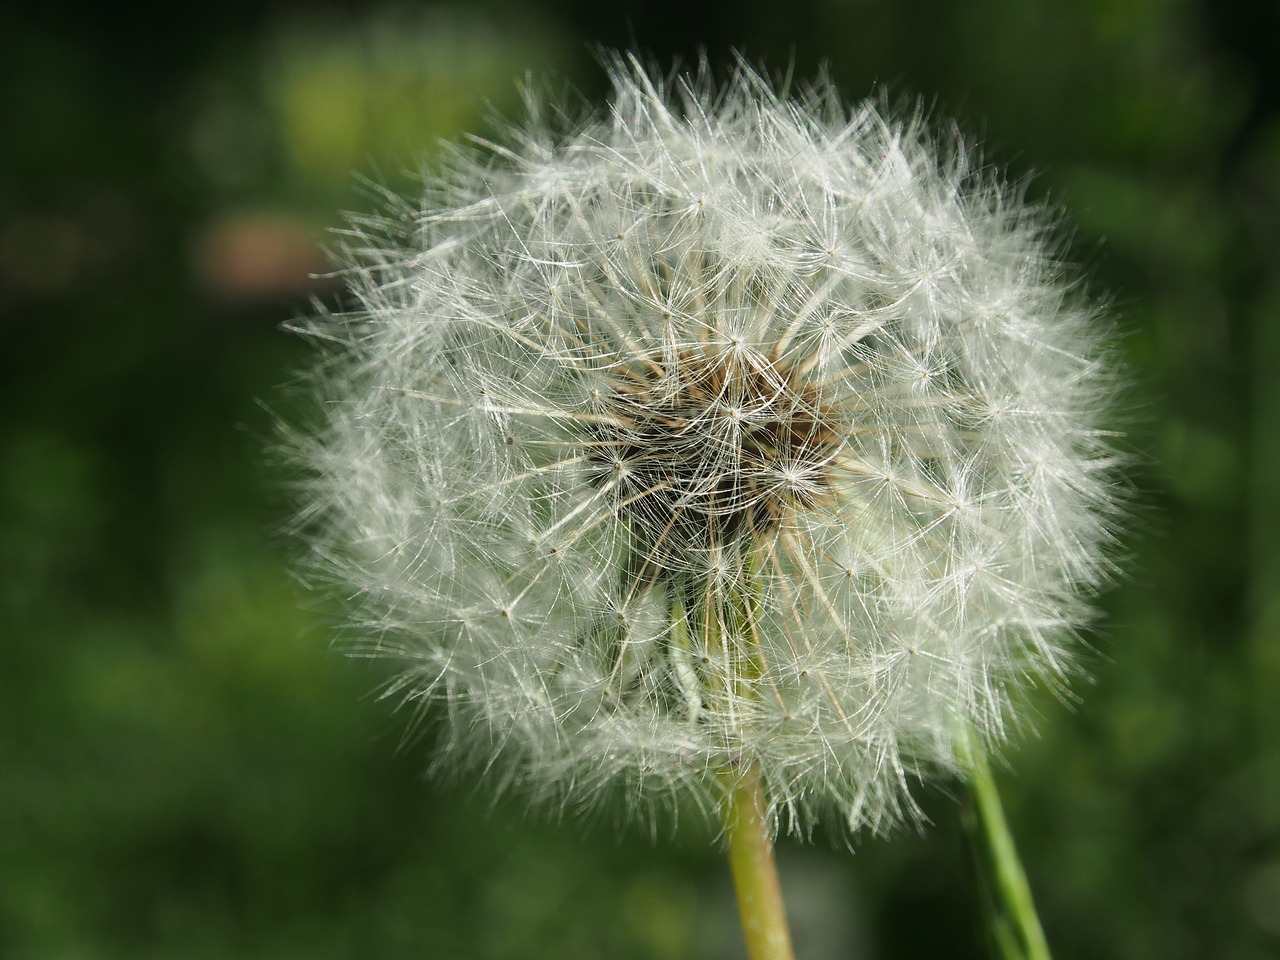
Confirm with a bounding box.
[588,346,840,579]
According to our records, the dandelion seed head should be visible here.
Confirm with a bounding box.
[289,55,1124,837]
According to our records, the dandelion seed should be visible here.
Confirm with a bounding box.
[289,55,1123,844]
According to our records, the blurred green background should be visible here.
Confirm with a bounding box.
[2,1,1278,957]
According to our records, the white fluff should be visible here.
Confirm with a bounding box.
[289,56,1124,837]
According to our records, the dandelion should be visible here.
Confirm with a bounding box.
[289,55,1122,958]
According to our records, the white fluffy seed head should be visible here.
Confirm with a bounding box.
[288,55,1124,837]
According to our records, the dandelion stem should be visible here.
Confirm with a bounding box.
[722,761,796,960]
[716,550,794,960]
[958,728,1053,960]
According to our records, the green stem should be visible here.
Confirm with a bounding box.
[958,729,1053,960]
[721,762,796,960]
[704,550,795,960]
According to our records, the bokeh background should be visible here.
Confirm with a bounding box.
[3,1,1278,957]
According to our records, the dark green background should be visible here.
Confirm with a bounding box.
[3,2,1278,957]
